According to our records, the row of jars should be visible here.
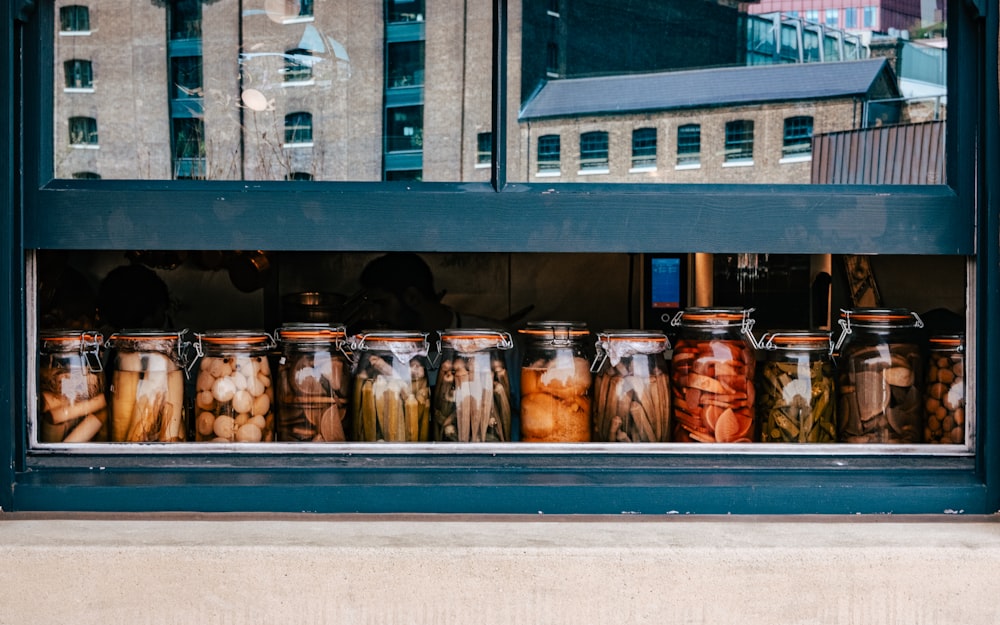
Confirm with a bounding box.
[35,307,965,445]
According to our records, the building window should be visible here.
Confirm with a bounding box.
[286,172,313,181]
[385,169,422,181]
[171,56,202,98]
[477,132,492,166]
[779,23,800,63]
[782,116,814,158]
[172,118,205,179]
[803,28,821,62]
[824,34,842,61]
[283,49,313,83]
[863,6,877,29]
[676,124,701,167]
[844,8,858,29]
[63,59,93,90]
[59,5,90,33]
[68,116,98,146]
[284,112,314,145]
[387,0,425,23]
[170,0,202,40]
[298,0,314,18]
[804,9,819,24]
[825,9,839,28]
[386,106,423,152]
[546,42,559,77]
[387,42,425,88]
[71,172,101,179]
[631,127,657,169]
[537,134,561,173]
[579,131,609,172]
[724,120,754,163]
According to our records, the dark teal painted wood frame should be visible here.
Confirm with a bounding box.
[2,0,998,514]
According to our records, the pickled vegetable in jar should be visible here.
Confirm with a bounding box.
[192,330,275,443]
[833,308,925,444]
[592,330,671,443]
[37,330,107,443]
[432,329,514,442]
[669,307,756,443]
[349,331,431,442]
[519,321,592,442]
[756,331,835,443]
[107,330,188,442]
[924,334,965,444]
[276,323,352,442]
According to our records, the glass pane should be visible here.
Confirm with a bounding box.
[510,1,947,185]
[52,0,490,182]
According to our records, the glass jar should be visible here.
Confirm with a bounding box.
[432,329,514,442]
[833,308,925,444]
[275,323,352,442]
[37,330,107,443]
[592,329,671,443]
[669,307,756,443]
[518,321,592,442]
[924,334,965,444]
[756,331,836,443]
[107,330,188,442]
[192,330,275,443]
[349,331,431,442]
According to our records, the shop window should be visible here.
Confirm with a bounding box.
[283,49,313,83]
[63,59,93,90]
[631,127,657,170]
[284,112,313,146]
[537,134,560,173]
[68,116,98,146]
[59,5,89,33]
[579,131,609,172]
[676,123,701,167]
[477,132,492,166]
[782,116,813,159]
[724,120,753,164]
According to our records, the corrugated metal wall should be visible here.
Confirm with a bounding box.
[811,120,945,184]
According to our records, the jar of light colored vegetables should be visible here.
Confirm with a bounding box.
[349,331,431,442]
[192,330,276,443]
[36,330,107,443]
[591,329,671,443]
[275,323,352,442]
[518,321,592,442]
[107,330,189,443]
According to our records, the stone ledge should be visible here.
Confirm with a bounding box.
[2,516,999,624]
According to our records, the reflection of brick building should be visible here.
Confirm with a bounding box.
[518,58,901,184]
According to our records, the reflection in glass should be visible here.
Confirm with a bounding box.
[68,116,98,146]
[387,41,425,88]
[63,59,93,90]
[282,49,313,82]
[170,0,202,41]
[387,0,424,24]
[284,111,313,145]
[171,56,203,99]
[59,5,89,32]
[631,128,657,170]
[513,1,946,185]
[386,106,422,153]
[537,135,560,174]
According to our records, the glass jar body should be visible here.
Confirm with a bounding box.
[37,331,107,443]
[835,309,924,444]
[670,308,755,443]
[350,332,431,442]
[519,322,592,442]
[756,333,835,443]
[275,324,351,442]
[592,330,671,443]
[924,335,964,444]
[108,331,187,442]
[432,330,514,442]
[193,332,275,443]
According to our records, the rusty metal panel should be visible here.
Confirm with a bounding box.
[811,120,945,185]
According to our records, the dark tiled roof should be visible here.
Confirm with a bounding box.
[519,58,895,120]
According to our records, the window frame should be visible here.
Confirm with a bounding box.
[536,133,561,174]
[724,119,754,165]
[2,0,999,515]
[578,130,609,173]
[67,115,97,147]
[781,115,814,160]
[283,111,314,147]
[58,4,88,33]
[676,123,701,168]
[630,127,657,171]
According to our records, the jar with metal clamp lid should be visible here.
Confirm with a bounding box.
[833,308,925,444]
[36,330,107,443]
[591,329,671,443]
[432,329,514,442]
[275,323,352,442]
[518,321,592,442]
[756,330,836,443]
[349,331,431,442]
[107,330,189,442]
[192,330,275,443]
[924,334,965,444]
[669,307,756,443]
